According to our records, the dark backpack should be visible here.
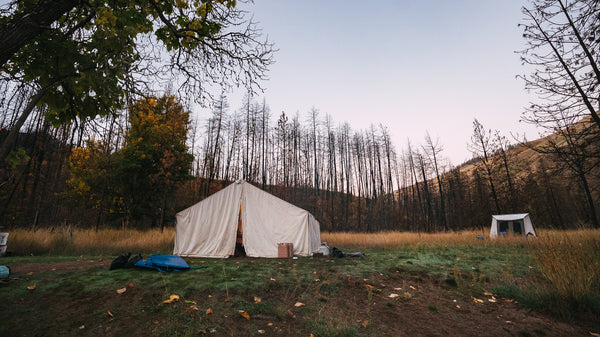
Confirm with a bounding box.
[110,253,131,270]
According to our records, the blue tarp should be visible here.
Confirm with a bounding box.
[135,254,190,272]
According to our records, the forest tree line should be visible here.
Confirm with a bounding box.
[1,92,598,232]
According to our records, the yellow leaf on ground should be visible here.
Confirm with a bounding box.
[206,308,213,314]
[116,287,126,294]
[254,296,261,303]
[294,302,305,307]
[409,285,416,290]
[107,310,114,317]
[388,293,399,298]
[162,294,180,303]
[239,310,250,320]
[27,272,34,276]
[484,291,493,296]
[27,284,36,290]
[257,330,265,334]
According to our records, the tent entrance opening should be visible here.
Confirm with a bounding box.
[235,205,246,257]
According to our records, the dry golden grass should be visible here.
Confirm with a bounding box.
[321,230,534,249]
[530,229,600,301]
[7,227,175,255]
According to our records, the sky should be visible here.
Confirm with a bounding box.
[205,0,542,166]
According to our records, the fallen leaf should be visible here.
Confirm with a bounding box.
[107,310,114,317]
[128,283,135,288]
[27,284,36,290]
[294,302,305,307]
[456,305,461,309]
[393,287,402,291]
[116,287,126,294]
[224,298,230,302]
[472,297,484,303]
[361,320,369,327]
[590,332,600,337]
[267,322,273,326]
[206,308,213,314]
[286,309,296,318]
[208,294,212,298]
[257,330,265,334]
[489,297,497,303]
[239,310,250,320]
[185,305,199,312]
[27,272,34,275]
[162,294,180,304]
[409,285,416,290]
[254,296,262,303]
[388,293,399,298]
[270,278,276,281]
[314,279,320,282]
[364,284,374,290]
[484,291,493,296]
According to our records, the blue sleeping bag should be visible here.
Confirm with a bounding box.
[135,254,190,272]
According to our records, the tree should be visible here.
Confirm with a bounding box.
[519,0,600,130]
[423,132,449,231]
[117,95,193,228]
[468,119,501,213]
[519,0,600,227]
[0,0,274,172]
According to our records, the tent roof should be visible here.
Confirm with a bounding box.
[492,213,529,221]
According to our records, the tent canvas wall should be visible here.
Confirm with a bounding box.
[489,213,536,238]
[174,181,321,258]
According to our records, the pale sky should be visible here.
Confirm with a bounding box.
[212,0,541,166]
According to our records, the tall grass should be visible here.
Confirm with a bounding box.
[321,230,530,249]
[529,229,600,314]
[6,227,174,256]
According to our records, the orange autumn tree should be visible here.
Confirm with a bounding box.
[118,95,193,229]
[69,94,193,229]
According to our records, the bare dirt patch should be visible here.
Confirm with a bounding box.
[8,259,111,275]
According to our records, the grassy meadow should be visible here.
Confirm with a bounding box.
[1,228,599,336]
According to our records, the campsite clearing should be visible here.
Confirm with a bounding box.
[1,243,598,336]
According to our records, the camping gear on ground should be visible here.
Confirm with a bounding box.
[109,253,143,270]
[489,213,536,238]
[277,243,293,257]
[134,254,196,272]
[0,232,8,257]
[174,180,321,258]
[318,242,330,257]
[0,265,10,278]
[331,247,365,258]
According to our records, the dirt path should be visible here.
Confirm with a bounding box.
[8,259,111,275]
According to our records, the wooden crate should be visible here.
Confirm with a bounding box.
[277,243,293,258]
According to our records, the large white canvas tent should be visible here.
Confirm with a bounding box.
[174,180,321,258]
[489,213,536,238]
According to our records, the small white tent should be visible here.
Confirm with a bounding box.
[174,180,321,258]
[489,213,536,238]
